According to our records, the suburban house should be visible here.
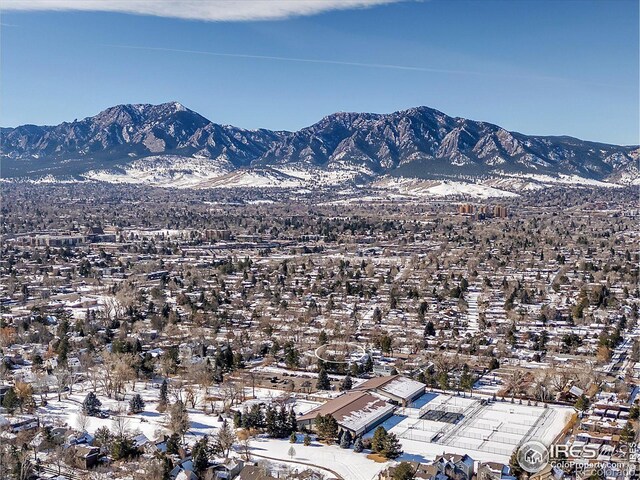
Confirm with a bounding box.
[73,445,100,470]
[236,465,277,480]
[208,458,244,479]
[355,374,426,406]
[434,453,475,480]
[477,462,516,480]
[297,390,395,436]
[380,460,464,480]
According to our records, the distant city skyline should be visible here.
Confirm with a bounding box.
[2,0,638,145]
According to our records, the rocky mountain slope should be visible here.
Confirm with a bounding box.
[1,102,637,192]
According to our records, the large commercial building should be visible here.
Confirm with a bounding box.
[297,390,395,437]
[355,374,426,406]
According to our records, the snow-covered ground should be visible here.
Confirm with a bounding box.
[372,177,519,199]
[83,155,234,188]
[27,381,573,480]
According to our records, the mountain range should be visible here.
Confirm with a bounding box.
[1,102,638,196]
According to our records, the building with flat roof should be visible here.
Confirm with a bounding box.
[355,374,426,406]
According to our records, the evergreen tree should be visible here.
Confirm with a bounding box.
[265,405,279,438]
[392,462,415,480]
[340,375,353,391]
[574,395,590,411]
[1,387,19,414]
[303,434,311,446]
[437,371,449,391]
[166,433,181,455]
[244,404,264,430]
[382,432,403,459]
[158,379,169,412]
[315,414,339,444]
[82,392,102,416]
[288,408,298,434]
[233,410,243,428]
[93,426,113,453]
[459,370,475,394]
[278,405,289,437]
[128,393,145,414]
[371,426,388,453]
[289,432,297,443]
[364,355,374,372]
[340,430,353,449]
[353,435,364,453]
[621,422,635,443]
[111,435,136,461]
[316,368,331,390]
[424,321,436,337]
[191,436,209,475]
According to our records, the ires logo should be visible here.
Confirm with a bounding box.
[517,440,602,473]
[549,444,600,459]
[517,441,550,473]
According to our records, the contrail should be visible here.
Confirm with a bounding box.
[101,44,568,82]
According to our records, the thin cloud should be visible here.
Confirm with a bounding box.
[2,0,404,21]
[103,44,572,83]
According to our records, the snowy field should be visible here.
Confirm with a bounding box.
[26,383,573,480]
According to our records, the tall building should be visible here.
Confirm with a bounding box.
[493,205,508,218]
[459,204,475,214]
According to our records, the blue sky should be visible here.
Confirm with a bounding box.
[1,0,638,145]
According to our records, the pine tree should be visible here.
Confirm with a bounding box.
[315,414,338,444]
[303,434,311,446]
[245,404,264,430]
[340,375,353,391]
[128,394,145,414]
[316,368,331,390]
[575,395,590,411]
[381,432,403,459]
[459,371,475,394]
[233,410,243,428]
[353,435,364,453]
[621,422,635,443]
[392,462,415,480]
[1,387,19,414]
[364,355,373,372]
[278,405,289,437]
[340,430,352,449]
[82,392,102,416]
[191,437,209,475]
[288,408,298,434]
[289,432,297,443]
[111,436,136,461]
[265,405,279,438]
[371,426,388,453]
[158,379,169,412]
[166,433,181,455]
